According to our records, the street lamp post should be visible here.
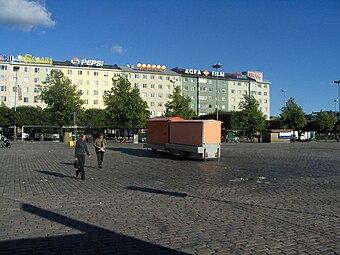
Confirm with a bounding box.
[169,79,176,89]
[280,89,286,112]
[212,63,222,120]
[334,80,340,119]
[13,66,20,140]
[334,99,338,117]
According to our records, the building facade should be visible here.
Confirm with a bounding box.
[0,53,270,119]
[172,68,271,119]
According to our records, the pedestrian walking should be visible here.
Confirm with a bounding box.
[74,134,91,180]
[93,133,107,169]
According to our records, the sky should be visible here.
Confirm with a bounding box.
[0,0,339,116]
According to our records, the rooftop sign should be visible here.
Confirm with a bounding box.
[17,54,53,65]
[71,57,104,67]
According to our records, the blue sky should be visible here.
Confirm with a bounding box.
[0,0,339,116]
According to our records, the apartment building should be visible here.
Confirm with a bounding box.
[0,53,270,119]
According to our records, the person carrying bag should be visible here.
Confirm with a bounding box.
[74,134,91,180]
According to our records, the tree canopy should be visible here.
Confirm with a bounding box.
[0,102,12,127]
[281,97,306,130]
[103,76,149,132]
[15,106,49,126]
[239,95,266,141]
[164,86,195,119]
[315,111,336,141]
[37,69,84,127]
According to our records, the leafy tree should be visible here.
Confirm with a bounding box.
[15,106,49,126]
[281,97,306,138]
[197,111,242,130]
[79,108,108,128]
[315,111,336,141]
[37,69,84,140]
[164,86,195,119]
[104,76,149,141]
[239,95,266,142]
[0,102,12,127]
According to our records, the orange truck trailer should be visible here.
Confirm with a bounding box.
[144,117,222,160]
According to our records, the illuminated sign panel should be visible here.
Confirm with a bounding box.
[246,71,263,82]
[17,54,53,65]
[0,55,15,62]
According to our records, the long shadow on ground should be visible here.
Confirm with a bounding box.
[0,203,191,255]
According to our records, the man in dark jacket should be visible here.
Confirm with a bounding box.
[74,134,91,180]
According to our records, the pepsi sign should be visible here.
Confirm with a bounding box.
[71,57,104,67]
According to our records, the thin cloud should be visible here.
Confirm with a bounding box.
[0,0,56,31]
[111,45,127,54]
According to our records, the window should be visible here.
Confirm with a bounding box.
[0,75,7,81]
[45,68,49,74]
[34,96,39,103]
[158,76,163,80]
[34,78,40,83]
[142,83,147,89]
[24,97,29,103]
[150,93,155,98]
[158,84,163,89]
[94,71,98,76]
[34,68,40,73]
[165,85,170,90]
[237,90,242,94]
[222,105,226,110]
[78,80,83,86]
[208,80,213,84]
[258,84,262,88]
[263,107,268,111]
[78,70,83,75]
[166,93,171,98]
[264,92,268,96]
[191,87,195,91]
[34,87,39,93]
[184,78,188,82]
[264,85,268,88]
[198,78,207,83]
[134,83,139,88]
[87,71,90,76]
[143,74,147,80]
[68,70,73,75]
[150,75,155,80]
[166,76,170,81]
[264,99,268,103]
[231,97,235,102]
[23,87,29,93]
[93,81,98,86]
[0,86,6,91]
[104,72,108,77]
[135,74,139,78]
[158,93,163,98]
[190,78,195,83]
[24,77,29,83]
[103,81,108,86]
[24,67,29,72]
[1,96,6,102]
[0,65,7,71]
[150,84,155,89]
[142,92,147,98]
[150,102,155,106]
[158,102,163,107]
[93,100,98,105]
[258,91,262,95]
[221,89,226,93]
[93,90,98,95]
[231,89,235,94]
[78,89,83,94]
[183,86,188,91]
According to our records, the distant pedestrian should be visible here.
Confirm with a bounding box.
[93,133,107,169]
[75,134,91,180]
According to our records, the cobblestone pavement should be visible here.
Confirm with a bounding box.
[0,141,340,254]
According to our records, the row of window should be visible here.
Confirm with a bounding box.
[230,89,268,96]
[230,81,268,89]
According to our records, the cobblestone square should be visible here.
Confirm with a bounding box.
[0,141,339,254]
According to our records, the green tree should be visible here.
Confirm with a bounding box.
[104,76,149,140]
[37,69,84,140]
[315,111,337,141]
[15,106,49,126]
[0,102,12,127]
[79,108,108,128]
[239,95,266,142]
[281,97,306,138]
[164,86,195,119]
